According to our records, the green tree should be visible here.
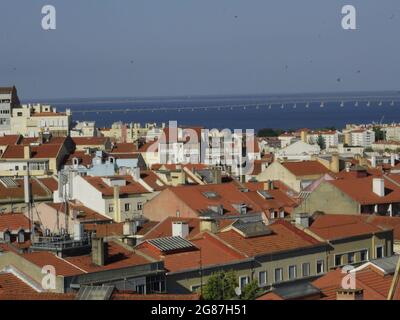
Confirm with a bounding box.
[373,127,385,141]
[202,270,238,300]
[257,128,285,137]
[316,135,326,150]
[241,279,260,300]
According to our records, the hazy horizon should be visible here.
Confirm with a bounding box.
[1,1,399,100]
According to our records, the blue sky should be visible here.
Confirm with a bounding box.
[0,0,399,99]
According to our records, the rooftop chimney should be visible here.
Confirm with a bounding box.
[371,155,377,168]
[199,217,218,233]
[295,213,310,228]
[172,221,189,238]
[391,154,396,167]
[336,288,364,301]
[264,180,274,191]
[373,178,385,197]
[91,237,108,266]
[23,145,31,160]
[330,153,340,173]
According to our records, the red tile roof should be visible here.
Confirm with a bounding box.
[0,213,30,232]
[64,150,94,167]
[112,293,200,300]
[22,251,85,276]
[0,178,51,200]
[312,267,394,300]
[83,175,150,196]
[0,135,21,145]
[72,137,109,145]
[282,161,331,176]
[169,182,263,216]
[111,143,138,153]
[0,273,38,294]
[309,214,388,241]
[142,217,201,240]
[362,215,400,240]
[65,241,153,273]
[216,220,322,257]
[137,232,246,273]
[1,144,62,159]
[39,177,59,192]
[328,176,400,205]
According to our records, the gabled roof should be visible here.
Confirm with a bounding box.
[1,144,63,159]
[328,176,400,205]
[281,161,331,176]
[168,182,263,217]
[0,273,38,294]
[0,177,52,201]
[312,267,394,300]
[142,217,200,240]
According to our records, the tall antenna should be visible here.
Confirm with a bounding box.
[24,165,34,241]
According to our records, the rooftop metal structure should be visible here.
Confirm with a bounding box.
[76,285,115,300]
[148,236,195,253]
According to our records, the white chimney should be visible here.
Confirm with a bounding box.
[373,178,385,197]
[74,222,84,241]
[391,154,396,167]
[172,221,189,238]
[131,167,141,181]
[371,156,377,168]
[123,220,137,236]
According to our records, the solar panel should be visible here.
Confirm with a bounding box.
[0,177,19,188]
[148,236,195,252]
[76,285,115,300]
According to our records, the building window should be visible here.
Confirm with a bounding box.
[258,271,267,286]
[239,276,249,290]
[376,246,384,259]
[335,254,343,267]
[316,260,324,274]
[274,268,283,283]
[360,250,368,262]
[348,252,355,264]
[17,230,25,243]
[124,203,130,212]
[108,204,114,213]
[288,265,297,280]
[137,202,143,211]
[302,263,310,277]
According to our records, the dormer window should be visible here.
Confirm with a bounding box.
[3,230,11,243]
[17,230,25,243]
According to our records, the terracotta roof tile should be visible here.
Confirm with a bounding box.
[282,161,331,176]
[216,220,322,257]
[0,213,30,231]
[309,214,387,241]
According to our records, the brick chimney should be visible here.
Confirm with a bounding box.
[336,288,364,300]
[23,145,31,160]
